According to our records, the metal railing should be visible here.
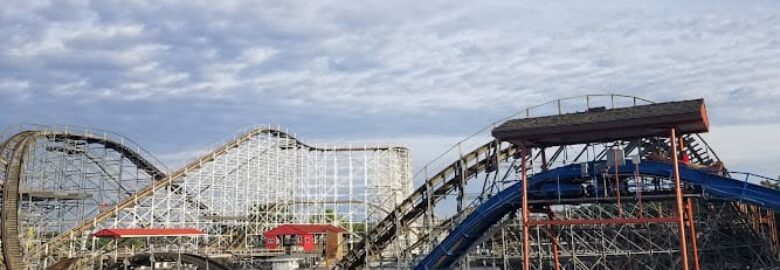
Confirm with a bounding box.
[0,123,170,174]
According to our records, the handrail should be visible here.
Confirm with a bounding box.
[337,94,658,269]
[0,123,170,174]
[195,124,407,158]
[412,94,654,180]
[728,171,780,188]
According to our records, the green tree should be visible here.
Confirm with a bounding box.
[249,202,296,223]
[308,208,347,224]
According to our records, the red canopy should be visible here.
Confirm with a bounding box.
[263,224,346,237]
[93,228,205,238]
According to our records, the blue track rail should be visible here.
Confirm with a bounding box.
[415,160,780,270]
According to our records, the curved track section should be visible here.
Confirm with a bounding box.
[1,126,410,269]
[338,138,715,269]
[336,95,723,269]
[1,132,36,270]
[415,161,780,269]
[1,130,169,270]
[337,140,517,269]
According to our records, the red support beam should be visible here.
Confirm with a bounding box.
[528,217,677,226]
[670,128,691,270]
[545,209,561,270]
[686,198,701,270]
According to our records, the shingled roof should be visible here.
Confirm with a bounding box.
[492,99,709,147]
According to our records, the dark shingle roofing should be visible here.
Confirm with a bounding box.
[492,99,708,146]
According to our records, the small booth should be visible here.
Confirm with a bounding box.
[263,224,346,258]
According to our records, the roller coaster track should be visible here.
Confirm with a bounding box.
[337,140,521,269]
[1,131,35,270]
[414,160,780,269]
[0,130,169,270]
[1,95,727,269]
[1,127,405,268]
[337,95,721,269]
[337,137,715,269]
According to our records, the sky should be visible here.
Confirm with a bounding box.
[1,0,779,179]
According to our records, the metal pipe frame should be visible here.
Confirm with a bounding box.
[469,199,779,270]
[686,198,700,270]
[670,128,690,270]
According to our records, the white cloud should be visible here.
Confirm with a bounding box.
[702,123,780,177]
[1,0,780,178]
[0,0,777,116]
[241,47,277,65]
[0,78,31,101]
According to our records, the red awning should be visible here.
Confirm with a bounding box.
[93,228,206,238]
[263,224,347,237]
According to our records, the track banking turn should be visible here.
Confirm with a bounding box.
[415,160,780,269]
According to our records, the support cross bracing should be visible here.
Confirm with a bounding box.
[393,96,779,270]
[0,125,411,269]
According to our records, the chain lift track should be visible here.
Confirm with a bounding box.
[0,126,410,269]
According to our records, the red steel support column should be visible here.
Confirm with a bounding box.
[545,209,561,270]
[670,128,690,270]
[686,198,700,270]
[521,144,531,270]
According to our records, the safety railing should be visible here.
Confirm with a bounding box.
[0,123,170,175]
[727,172,779,188]
[412,94,655,186]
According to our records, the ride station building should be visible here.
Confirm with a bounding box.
[263,224,346,253]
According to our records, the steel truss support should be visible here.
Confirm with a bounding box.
[670,128,690,270]
[686,198,700,270]
[469,199,779,270]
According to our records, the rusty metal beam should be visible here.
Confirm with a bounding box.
[670,128,691,270]
[528,217,678,226]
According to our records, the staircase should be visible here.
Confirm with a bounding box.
[682,134,716,165]
[639,136,717,165]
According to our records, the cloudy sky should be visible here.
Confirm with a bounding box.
[1,0,779,178]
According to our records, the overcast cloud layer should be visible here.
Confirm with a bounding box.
[1,0,779,176]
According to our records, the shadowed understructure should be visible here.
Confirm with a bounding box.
[337,96,780,270]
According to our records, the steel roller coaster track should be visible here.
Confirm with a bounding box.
[2,94,760,270]
[414,161,780,269]
[336,95,722,269]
